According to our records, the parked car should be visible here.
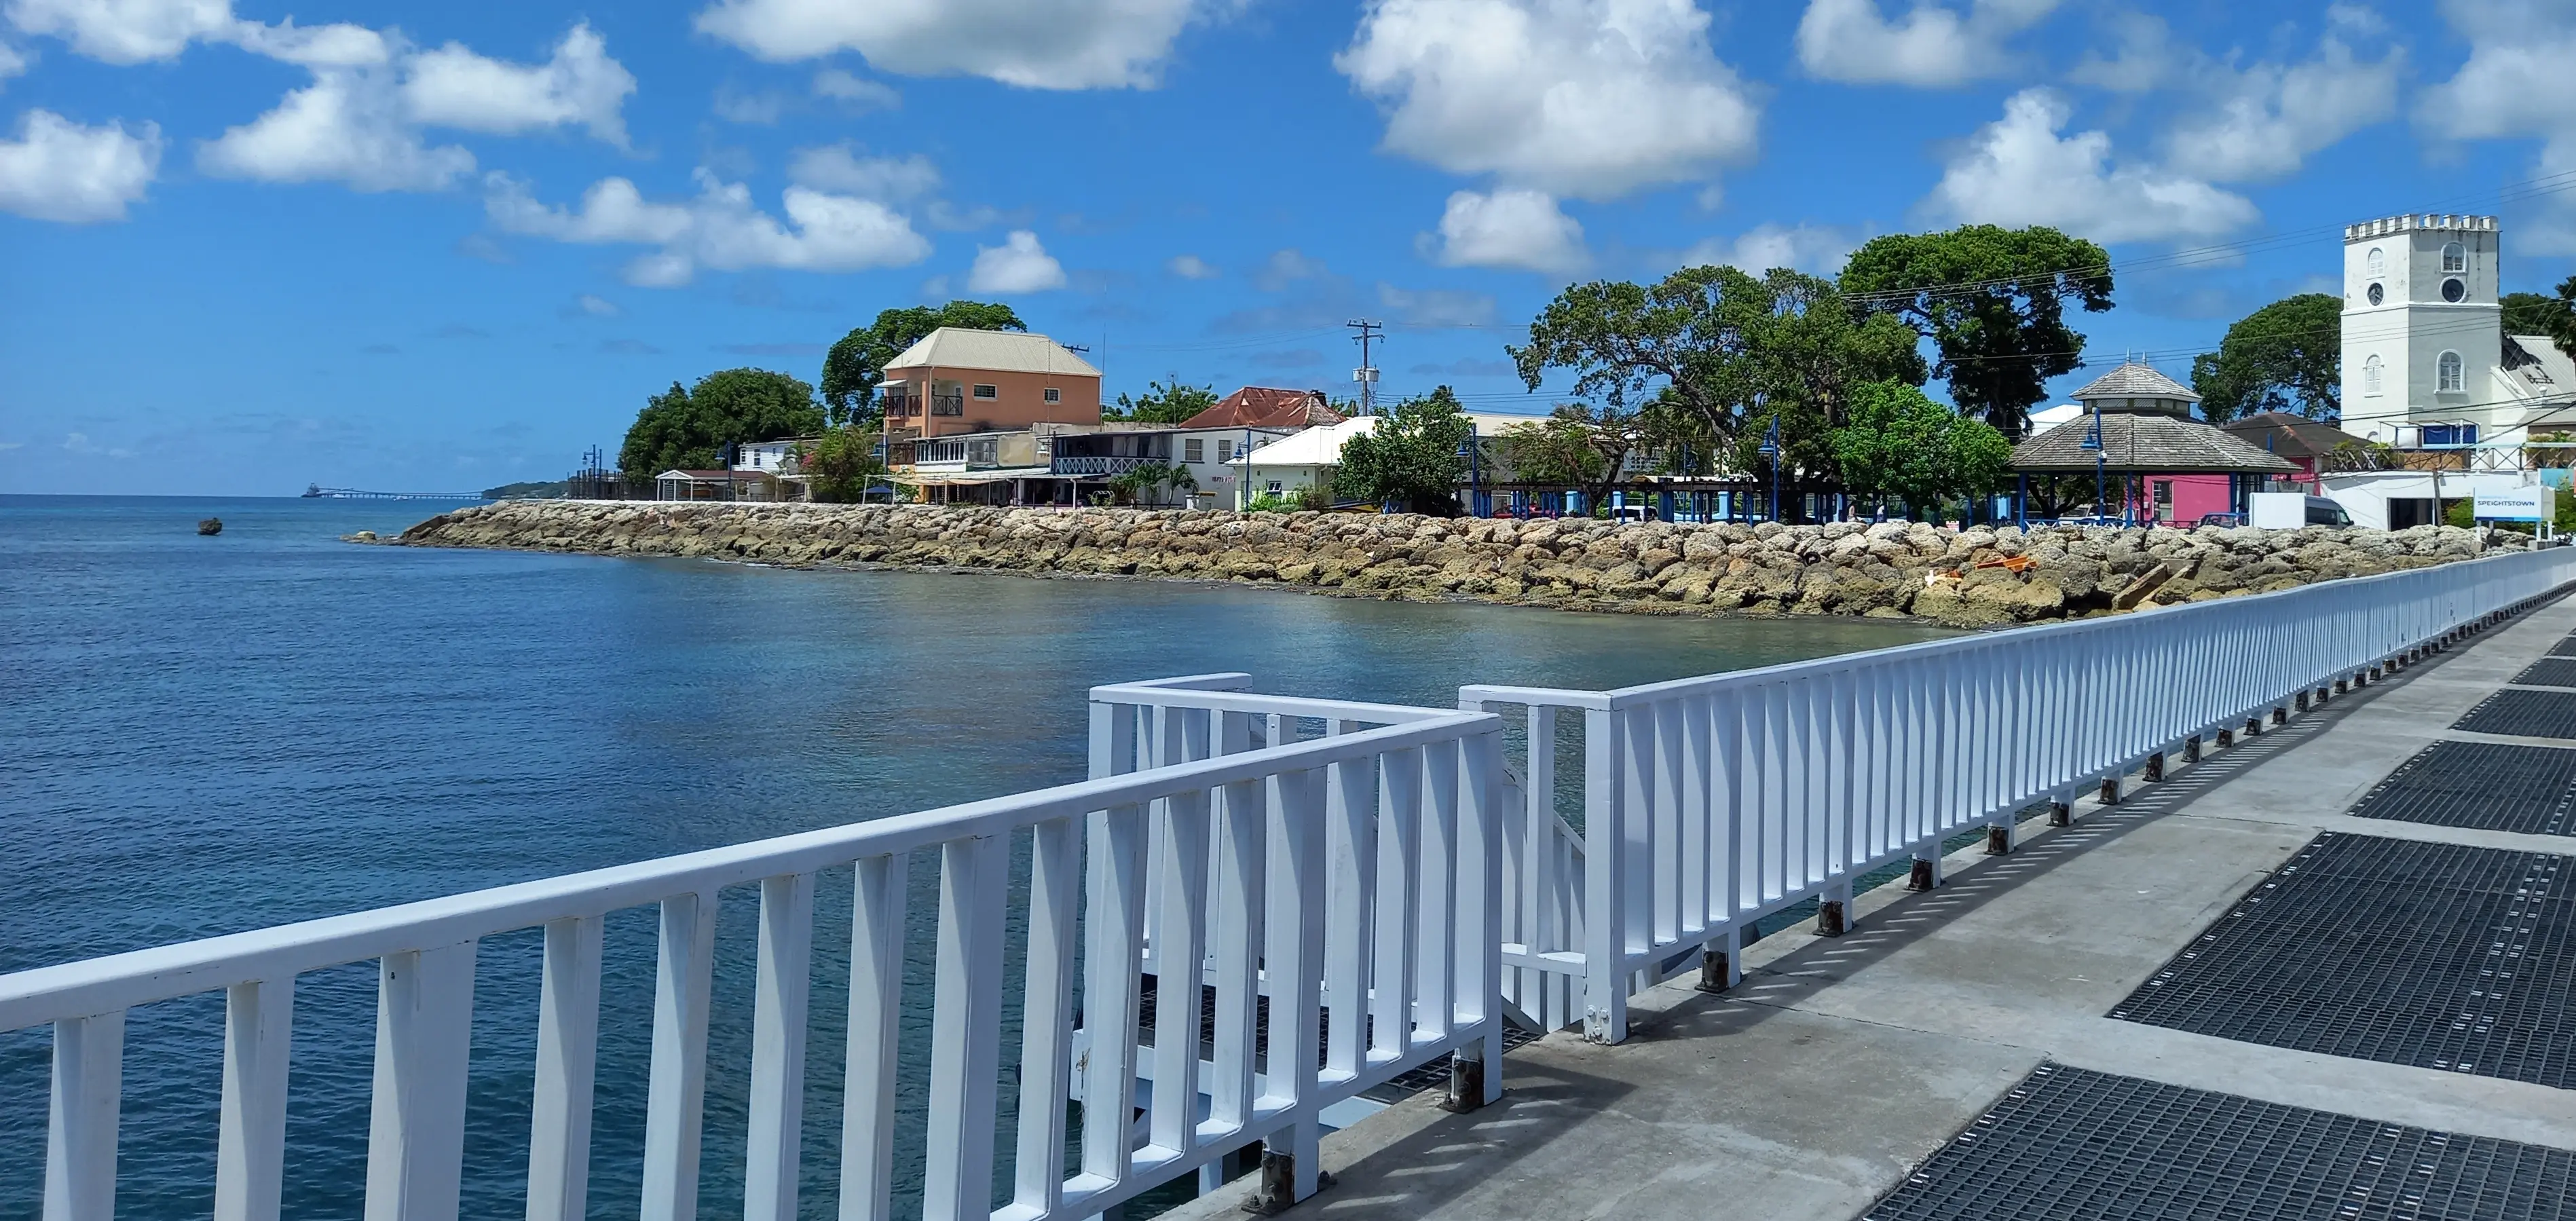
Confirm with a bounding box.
[2197,512,2246,527]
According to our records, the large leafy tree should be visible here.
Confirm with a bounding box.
[1337,386,1472,514]
[2503,276,2576,363]
[1839,225,2115,440]
[1105,377,1218,424]
[619,368,825,476]
[1831,380,2011,517]
[1509,265,1922,468]
[794,428,891,503]
[820,301,1026,425]
[1488,401,1690,509]
[2190,293,2342,422]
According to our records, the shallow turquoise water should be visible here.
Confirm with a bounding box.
[0,495,1947,1220]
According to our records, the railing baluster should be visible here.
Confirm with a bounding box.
[1012,816,1083,1214]
[1580,711,1624,1044]
[1263,765,1329,1199]
[1375,747,1425,1055]
[1417,740,1459,1043]
[216,979,293,1221]
[364,940,479,1221]
[1210,776,1267,1133]
[642,893,717,1221]
[1323,721,1376,1075]
[1149,787,1212,1155]
[1457,729,1505,1105]
[44,1010,124,1221]
[745,873,816,1221]
[923,835,1011,1221]
[526,918,602,1221]
[1078,807,1147,1194]
[840,853,910,1221]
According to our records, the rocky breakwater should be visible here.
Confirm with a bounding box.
[394,502,2520,628]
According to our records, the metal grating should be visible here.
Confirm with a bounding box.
[2456,688,2576,740]
[2515,658,2576,689]
[1863,1064,2576,1221]
[2553,635,2576,659]
[2110,833,2576,1089]
[2350,740,2576,837]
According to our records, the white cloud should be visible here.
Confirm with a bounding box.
[1794,0,2059,88]
[1337,0,1759,200]
[485,170,933,286]
[2421,0,2576,251]
[787,143,939,200]
[574,293,620,317]
[2161,33,2401,183]
[5,0,234,63]
[694,0,1227,90]
[713,86,785,124]
[0,39,33,83]
[0,108,160,222]
[1681,222,1859,275]
[1167,253,1218,279]
[200,64,477,191]
[2067,10,2180,93]
[1377,282,1495,326]
[1923,89,2257,244]
[1253,248,1328,290]
[401,23,635,147]
[966,229,1066,293]
[812,67,899,109]
[1425,188,1587,274]
[195,21,635,193]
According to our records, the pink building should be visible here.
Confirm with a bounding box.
[2011,363,2300,525]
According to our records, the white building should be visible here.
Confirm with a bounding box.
[2339,214,2575,460]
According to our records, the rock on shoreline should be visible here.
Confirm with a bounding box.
[391,502,2519,628]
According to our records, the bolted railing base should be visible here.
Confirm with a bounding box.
[1248,1148,1331,1216]
[1697,948,1734,993]
[2100,777,2122,806]
[2145,752,2166,783]
[2048,801,2072,827]
[1442,1053,1489,1114]
[1816,899,1848,937]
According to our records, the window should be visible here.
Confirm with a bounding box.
[2442,240,2466,272]
[2438,350,2465,392]
[2366,282,2384,307]
[2363,354,2383,396]
[1266,481,1284,494]
[1184,438,1205,462]
[2423,424,2478,447]
[2442,278,2467,303]
[973,383,998,399]
[1216,439,1233,462]
[2365,246,2385,277]
[1043,388,1060,403]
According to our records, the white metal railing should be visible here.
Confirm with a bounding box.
[1462,543,2576,1044]
[1,683,1508,1221]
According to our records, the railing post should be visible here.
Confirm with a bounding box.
[744,873,817,1221]
[922,836,1010,1221]
[842,854,910,1221]
[1011,816,1084,1218]
[641,894,717,1221]
[525,919,601,1221]
[217,980,294,1221]
[1459,730,1505,1106]
[44,1011,124,1221]
[363,941,479,1221]
[1582,707,1627,1044]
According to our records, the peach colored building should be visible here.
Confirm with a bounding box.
[879,329,1102,457]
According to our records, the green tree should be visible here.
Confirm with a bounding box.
[1489,400,1703,510]
[2501,276,2576,363]
[1337,386,1472,514]
[794,428,890,503]
[1105,377,1218,424]
[620,368,825,476]
[819,301,1026,425]
[1830,381,2011,518]
[1840,225,2116,440]
[1510,266,1922,476]
[1106,461,1197,506]
[2189,293,2342,423]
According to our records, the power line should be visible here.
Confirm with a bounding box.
[1348,319,1383,415]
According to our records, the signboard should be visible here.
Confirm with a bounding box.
[2474,486,2555,523]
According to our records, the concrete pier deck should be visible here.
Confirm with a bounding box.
[1170,590,2576,1221]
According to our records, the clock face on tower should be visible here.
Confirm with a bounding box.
[2442,278,2467,303]
[2367,283,2384,306]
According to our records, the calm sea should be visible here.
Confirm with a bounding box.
[0,495,1946,1220]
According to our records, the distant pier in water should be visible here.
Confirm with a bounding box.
[301,484,483,501]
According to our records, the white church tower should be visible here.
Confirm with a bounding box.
[2338,213,2576,464]
[2339,214,2503,449]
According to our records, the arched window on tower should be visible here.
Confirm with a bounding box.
[2442,241,2467,273]
[2364,354,2384,396]
[2438,351,2465,392]
[2366,247,2386,277]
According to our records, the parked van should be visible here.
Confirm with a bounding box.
[2248,491,2353,529]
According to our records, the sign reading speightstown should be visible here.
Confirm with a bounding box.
[2474,486,2554,523]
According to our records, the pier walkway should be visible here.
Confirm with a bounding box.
[1170,589,2576,1221]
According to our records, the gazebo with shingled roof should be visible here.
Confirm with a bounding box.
[2011,361,2299,525]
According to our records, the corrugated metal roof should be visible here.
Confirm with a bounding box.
[2071,361,2201,404]
[884,328,1102,377]
[2011,413,2300,474]
[1182,387,1347,430]
[2220,413,2367,460]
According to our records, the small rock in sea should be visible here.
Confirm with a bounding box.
[352,530,378,542]
[198,517,223,536]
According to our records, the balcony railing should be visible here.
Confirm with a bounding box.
[1053,455,1154,477]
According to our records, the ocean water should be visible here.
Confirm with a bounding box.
[0,495,1949,1220]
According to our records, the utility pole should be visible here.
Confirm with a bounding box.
[1347,319,1383,415]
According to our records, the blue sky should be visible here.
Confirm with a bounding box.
[2,0,2573,495]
